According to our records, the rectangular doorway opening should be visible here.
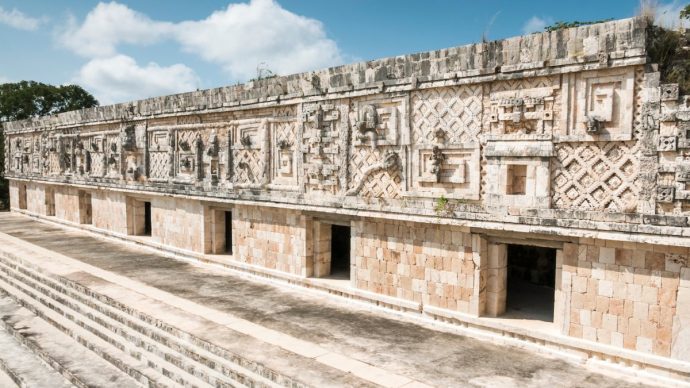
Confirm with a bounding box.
[18,184,27,209]
[506,244,556,322]
[78,190,92,224]
[224,211,233,254]
[210,209,232,254]
[143,202,152,236]
[329,224,351,279]
[129,198,151,236]
[45,187,55,216]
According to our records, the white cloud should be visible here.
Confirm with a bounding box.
[74,55,199,104]
[174,0,343,80]
[0,6,42,31]
[654,1,690,29]
[58,0,344,80]
[58,2,174,57]
[522,16,553,34]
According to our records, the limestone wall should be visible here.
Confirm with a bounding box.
[353,219,479,314]
[232,205,312,276]
[91,191,129,235]
[150,196,207,253]
[25,182,47,215]
[54,186,82,224]
[561,241,687,357]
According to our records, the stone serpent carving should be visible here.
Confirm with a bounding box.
[346,151,400,196]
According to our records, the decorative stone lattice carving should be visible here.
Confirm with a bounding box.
[105,134,120,177]
[302,103,345,195]
[270,121,297,187]
[148,131,171,180]
[348,148,402,198]
[232,121,267,187]
[552,142,640,212]
[175,130,199,181]
[234,148,264,185]
[411,86,482,144]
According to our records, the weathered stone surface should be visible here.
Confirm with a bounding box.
[5,17,690,376]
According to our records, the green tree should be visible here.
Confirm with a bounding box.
[681,4,690,21]
[0,81,98,121]
[0,81,99,209]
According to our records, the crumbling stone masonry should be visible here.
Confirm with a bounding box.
[5,17,690,376]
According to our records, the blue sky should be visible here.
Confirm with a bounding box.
[0,0,688,105]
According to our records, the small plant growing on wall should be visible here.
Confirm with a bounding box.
[434,195,457,216]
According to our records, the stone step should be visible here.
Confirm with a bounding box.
[0,247,366,387]
[0,317,72,388]
[0,272,177,388]
[0,258,275,388]
[0,290,139,388]
[0,263,223,388]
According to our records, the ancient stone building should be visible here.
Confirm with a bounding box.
[4,17,690,381]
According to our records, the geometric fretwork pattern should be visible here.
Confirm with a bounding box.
[552,142,640,212]
[360,170,402,199]
[91,153,104,177]
[233,149,264,185]
[273,121,296,145]
[349,147,401,198]
[411,85,482,144]
[149,151,169,180]
[47,154,61,175]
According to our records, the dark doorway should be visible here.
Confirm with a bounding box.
[78,190,92,224]
[45,187,55,216]
[18,184,27,209]
[506,244,556,322]
[224,211,233,254]
[330,225,351,278]
[143,202,152,236]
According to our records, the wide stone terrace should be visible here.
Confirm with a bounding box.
[0,212,650,387]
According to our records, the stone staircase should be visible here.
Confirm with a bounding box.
[0,247,308,388]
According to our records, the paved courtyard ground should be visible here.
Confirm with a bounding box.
[0,213,652,387]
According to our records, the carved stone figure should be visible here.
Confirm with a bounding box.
[121,125,137,152]
[354,104,378,148]
[429,146,445,183]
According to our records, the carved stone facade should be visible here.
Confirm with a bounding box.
[5,18,690,377]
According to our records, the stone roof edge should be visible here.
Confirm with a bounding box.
[3,17,648,133]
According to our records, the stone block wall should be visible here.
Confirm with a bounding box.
[562,242,687,357]
[25,182,47,215]
[352,219,479,313]
[54,186,82,224]
[232,205,312,276]
[150,196,206,253]
[92,191,129,235]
